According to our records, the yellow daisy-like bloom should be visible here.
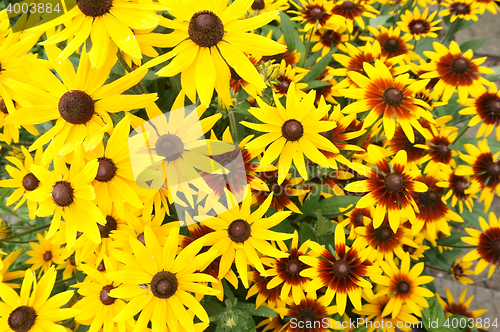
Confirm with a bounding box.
[0,97,39,146]
[345,146,429,233]
[144,0,286,106]
[436,287,488,326]
[106,224,218,332]
[242,82,339,184]
[371,253,434,318]
[270,61,308,98]
[330,0,379,33]
[289,0,346,32]
[247,0,290,16]
[300,224,381,315]
[31,0,164,69]
[26,231,66,277]
[439,0,482,22]
[475,0,500,14]
[26,152,106,247]
[0,249,24,289]
[0,147,48,220]
[364,26,419,63]
[419,41,494,102]
[201,187,293,288]
[437,164,480,214]
[5,46,157,156]
[451,255,474,285]
[397,7,442,41]
[340,60,433,143]
[0,267,79,332]
[462,212,500,278]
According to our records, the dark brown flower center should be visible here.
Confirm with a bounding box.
[251,0,265,10]
[281,119,304,141]
[100,285,116,305]
[22,173,40,191]
[188,11,224,48]
[52,181,74,207]
[8,306,37,332]
[151,271,178,299]
[58,90,95,125]
[0,99,8,114]
[286,259,302,275]
[77,0,113,17]
[455,179,467,193]
[342,1,355,9]
[451,2,470,15]
[310,6,325,19]
[137,232,145,245]
[383,38,400,53]
[419,188,439,207]
[355,213,365,226]
[333,259,351,278]
[297,309,317,324]
[451,58,469,74]
[155,134,184,161]
[277,79,291,94]
[269,181,283,196]
[43,251,52,262]
[385,173,404,192]
[374,225,393,242]
[438,144,451,157]
[403,244,416,254]
[96,157,116,182]
[487,162,500,176]
[491,238,500,254]
[98,216,117,238]
[453,265,463,277]
[489,100,500,115]
[97,261,106,272]
[382,88,403,106]
[414,131,425,145]
[409,21,426,34]
[396,280,410,294]
[228,219,251,243]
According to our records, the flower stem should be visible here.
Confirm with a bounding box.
[228,109,239,142]
[0,224,50,243]
[301,28,315,68]
[450,125,469,148]
[425,265,450,273]
[346,120,376,159]
[441,20,457,44]
[116,50,148,95]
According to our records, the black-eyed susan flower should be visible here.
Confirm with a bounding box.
[462,212,500,278]
[144,0,286,106]
[242,82,338,184]
[403,233,429,260]
[437,164,480,213]
[398,7,442,41]
[371,253,434,318]
[300,224,381,315]
[0,267,79,332]
[0,147,48,220]
[32,0,164,68]
[337,205,374,241]
[420,41,494,102]
[270,61,308,98]
[256,316,285,332]
[26,152,106,247]
[385,122,428,163]
[311,27,349,57]
[451,255,475,285]
[331,0,379,33]
[5,46,157,156]
[26,231,65,277]
[0,249,24,289]
[201,188,293,288]
[247,0,290,16]
[0,98,39,146]
[437,287,488,327]
[459,83,500,139]
[345,145,428,233]
[340,60,433,142]
[365,26,417,62]
[289,0,346,32]
[263,231,313,305]
[246,265,286,309]
[439,0,482,22]
[456,139,500,212]
[107,224,218,332]
[229,54,262,98]
[475,0,500,14]
[419,125,459,174]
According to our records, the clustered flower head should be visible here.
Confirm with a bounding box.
[0,0,498,331]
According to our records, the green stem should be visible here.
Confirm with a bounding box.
[449,125,469,148]
[346,120,376,160]
[0,142,33,149]
[413,38,418,51]
[0,224,50,243]
[441,245,477,249]
[301,28,315,68]
[228,110,238,142]
[116,50,148,95]
[392,5,400,28]
[441,20,457,44]
[54,275,76,286]
[425,265,450,273]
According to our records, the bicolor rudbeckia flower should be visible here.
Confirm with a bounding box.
[436,287,488,326]
[450,255,474,285]
[439,0,481,22]
[437,164,480,214]
[331,0,379,33]
[397,7,442,41]
[340,60,433,143]
[289,0,346,32]
[459,83,500,139]
[345,145,428,233]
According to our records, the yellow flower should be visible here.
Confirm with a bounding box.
[26,231,66,277]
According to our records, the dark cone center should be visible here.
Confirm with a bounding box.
[137,232,145,245]
[333,259,351,278]
[403,244,416,254]
[310,7,325,19]
[382,88,403,106]
[97,261,106,272]
[492,239,500,254]
[77,0,113,17]
[438,144,451,157]
[96,157,116,182]
[100,285,116,305]
[251,0,265,10]
[58,90,95,125]
[451,58,469,74]
[155,134,184,162]
[297,309,317,324]
[8,306,37,332]
[98,215,118,239]
[188,11,225,48]
[43,251,52,262]
[342,1,355,9]
[452,3,470,14]
[419,188,439,207]
[286,259,301,275]
[455,179,467,193]
[410,22,426,34]
[355,213,365,226]
[0,100,8,114]
[453,265,463,277]
[397,280,410,294]
[374,225,393,242]
[22,173,40,191]
[383,38,400,53]
[385,173,404,192]
[414,131,425,145]
[489,100,500,115]
[269,182,282,196]
[228,219,251,243]
[277,79,291,94]
[52,181,74,207]
[487,162,500,176]
[151,271,178,299]
[282,119,304,142]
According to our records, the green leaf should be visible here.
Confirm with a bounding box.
[296,189,320,221]
[300,48,335,83]
[368,14,392,28]
[316,211,332,235]
[304,80,332,90]
[204,298,225,322]
[436,230,465,246]
[300,222,318,244]
[235,302,277,317]
[460,38,488,52]
[415,37,435,59]
[315,195,361,218]
[422,297,446,332]
[485,65,500,82]
[278,12,305,56]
